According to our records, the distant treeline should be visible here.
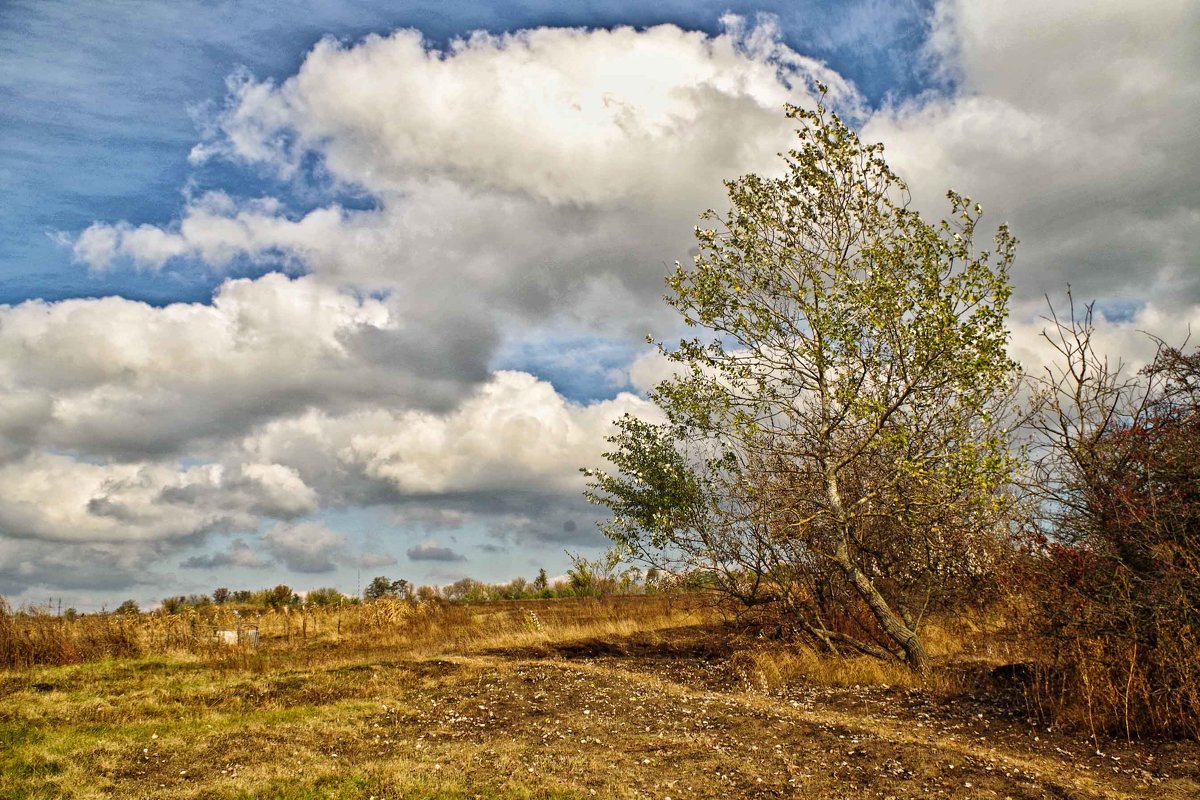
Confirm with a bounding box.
[87,560,707,616]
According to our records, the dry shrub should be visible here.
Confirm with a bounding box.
[1022,549,1200,740]
[1037,353,1200,739]
[1029,321,1200,740]
[0,597,141,668]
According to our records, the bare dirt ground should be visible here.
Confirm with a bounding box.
[3,623,1198,799]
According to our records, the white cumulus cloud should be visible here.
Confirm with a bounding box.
[71,19,857,342]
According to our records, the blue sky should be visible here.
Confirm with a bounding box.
[1,0,1195,609]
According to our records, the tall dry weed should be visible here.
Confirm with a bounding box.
[0,597,141,668]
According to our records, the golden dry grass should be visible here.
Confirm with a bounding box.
[1,594,708,669]
[728,645,928,691]
[2,595,1198,799]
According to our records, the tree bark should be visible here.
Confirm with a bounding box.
[825,465,930,674]
[836,553,929,674]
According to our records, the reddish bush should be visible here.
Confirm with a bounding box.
[1030,340,1200,739]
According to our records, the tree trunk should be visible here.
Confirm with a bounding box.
[837,555,929,674]
[824,466,929,674]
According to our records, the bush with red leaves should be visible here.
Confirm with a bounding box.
[1030,345,1200,739]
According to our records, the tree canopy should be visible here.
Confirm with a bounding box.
[586,94,1020,672]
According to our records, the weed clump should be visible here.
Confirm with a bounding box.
[0,596,141,668]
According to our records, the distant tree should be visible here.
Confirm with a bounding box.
[161,596,186,614]
[231,590,253,604]
[644,567,663,594]
[533,568,549,591]
[264,584,296,609]
[364,576,410,601]
[566,549,641,598]
[443,577,486,602]
[535,566,552,597]
[414,585,441,602]
[115,599,140,615]
[63,607,79,620]
[212,587,231,605]
[305,587,347,606]
[364,576,390,600]
[502,577,529,599]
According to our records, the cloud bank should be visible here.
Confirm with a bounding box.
[865,0,1200,314]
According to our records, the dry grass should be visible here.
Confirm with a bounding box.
[722,607,1020,695]
[3,596,1197,799]
[0,594,707,671]
[3,595,1199,798]
[0,597,141,668]
[1023,628,1200,742]
[3,594,1199,799]
[729,645,928,691]
[360,595,707,657]
[0,593,1048,696]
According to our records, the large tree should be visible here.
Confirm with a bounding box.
[586,95,1020,672]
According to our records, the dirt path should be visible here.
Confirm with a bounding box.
[404,651,1195,800]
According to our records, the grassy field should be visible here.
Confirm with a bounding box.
[2,595,1197,799]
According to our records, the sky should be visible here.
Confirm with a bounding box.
[1,0,1196,610]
